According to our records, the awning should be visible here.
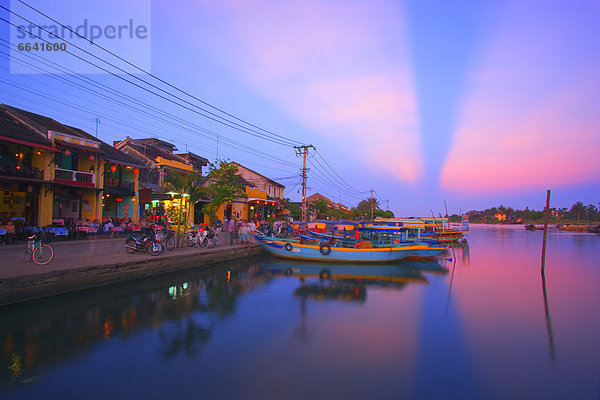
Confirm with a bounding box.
[53,181,103,191]
[247,198,277,204]
[103,157,144,169]
[0,135,57,151]
[56,139,103,153]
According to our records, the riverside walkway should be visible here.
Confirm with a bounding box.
[0,236,264,306]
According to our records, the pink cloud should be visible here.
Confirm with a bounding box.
[442,0,600,193]
[178,0,423,182]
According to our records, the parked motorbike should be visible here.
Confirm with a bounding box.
[125,228,164,256]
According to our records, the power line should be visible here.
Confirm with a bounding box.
[16,0,303,147]
[314,149,369,194]
[0,46,300,171]
[0,10,299,147]
[0,71,299,178]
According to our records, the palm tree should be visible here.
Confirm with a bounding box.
[163,172,206,247]
[570,202,585,222]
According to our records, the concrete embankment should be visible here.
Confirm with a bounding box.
[0,243,264,307]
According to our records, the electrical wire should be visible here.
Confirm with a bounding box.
[0,10,299,146]
[0,46,300,172]
[16,0,303,147]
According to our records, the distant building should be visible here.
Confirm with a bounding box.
[306,193,331,204]
[236,164,285,200]
[113,137,209,224]
[212,163,286,223]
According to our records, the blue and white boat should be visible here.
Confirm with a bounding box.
[254,224,447,263]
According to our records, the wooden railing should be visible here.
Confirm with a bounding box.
[55,168,95,184]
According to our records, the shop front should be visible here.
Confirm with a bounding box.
[247,198,277,221]
[102,161,139,222]
[0,181,42,226]
[52,185,101,224]
[0,138,56,227]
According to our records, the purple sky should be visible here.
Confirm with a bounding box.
[1,0,598,216]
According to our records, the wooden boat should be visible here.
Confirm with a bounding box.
[255,225,447,263]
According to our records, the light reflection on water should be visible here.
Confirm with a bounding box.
[0,225,598,400]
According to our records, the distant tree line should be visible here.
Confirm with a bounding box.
[466,201,599,223]
[279,197,395,221]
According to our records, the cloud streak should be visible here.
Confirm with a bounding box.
[442,0,600,193]
[189,0,423,182]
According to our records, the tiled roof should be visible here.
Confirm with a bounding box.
[1,104,141,167]
[117,138,189,165]
[1,104,81,137]
[0,106,53,147]
[236,163,285,188]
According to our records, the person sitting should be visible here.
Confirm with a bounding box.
[1,220,16,245]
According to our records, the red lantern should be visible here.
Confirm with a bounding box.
[64,149,71,157]
[110,165,117,173]
[89,154,95,162]
[115,197,123,202]
[133,168,139,175]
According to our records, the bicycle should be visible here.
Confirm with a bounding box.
[156,228,176,251]
[24,232,55,265]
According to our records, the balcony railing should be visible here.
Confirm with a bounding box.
[0,164,43,180]
[55,168,95,185]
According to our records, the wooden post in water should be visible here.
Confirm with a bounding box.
[541,190,551,274]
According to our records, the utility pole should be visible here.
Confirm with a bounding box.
[294,144,315,222]
[91,118,100,138]
[370,188,374,220]
[386,199,390,211]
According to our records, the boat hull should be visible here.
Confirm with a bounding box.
[255,235,431,263]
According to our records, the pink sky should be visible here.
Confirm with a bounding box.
[442,0,600,194]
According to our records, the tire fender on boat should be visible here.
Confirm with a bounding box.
[319,243,331,255]
[285,243,293,251]
[319,269,331,279]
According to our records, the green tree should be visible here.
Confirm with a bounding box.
[569,201,585,222]
[206,161,246,222]
[281,198,301,220]
[352,198,384,220]
[309,200,330,219]
[588,204,599,222]
[163,171,206,247]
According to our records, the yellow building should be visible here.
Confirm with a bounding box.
[1,105,141,227]
[0,106,57,227]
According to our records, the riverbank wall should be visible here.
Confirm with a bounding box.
[0,245,265,307]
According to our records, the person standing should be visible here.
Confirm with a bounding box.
[228,218,236,246]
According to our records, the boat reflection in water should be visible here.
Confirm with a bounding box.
[260,258,448,302]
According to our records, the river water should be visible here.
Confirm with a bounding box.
[1,225,598,399]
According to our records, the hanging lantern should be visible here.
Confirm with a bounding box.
[89,154,95,162]
[133,168,139,175]
[64,149,71,157]
[110,165,117,173]
[26,185,33,193]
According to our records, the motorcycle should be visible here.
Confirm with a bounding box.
[125,228,164,256]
